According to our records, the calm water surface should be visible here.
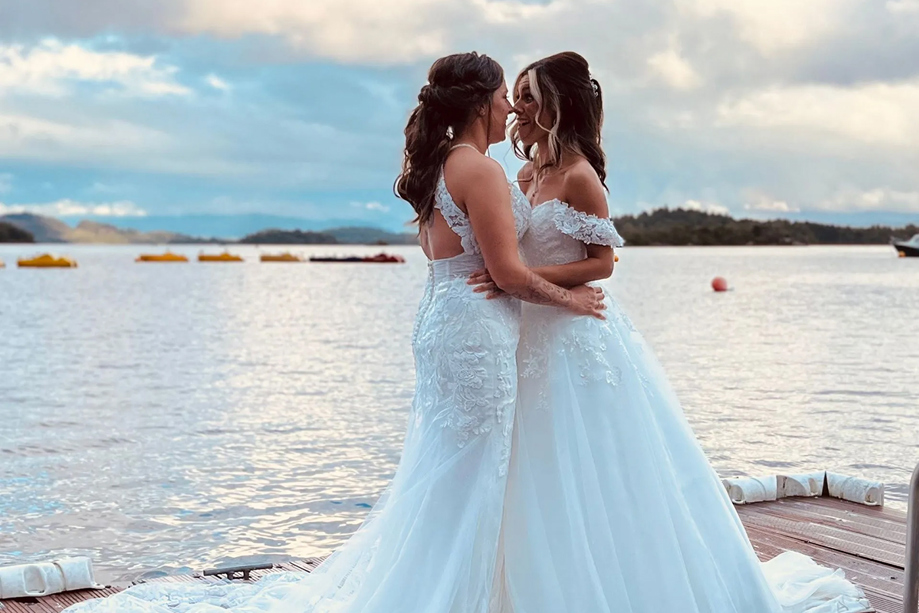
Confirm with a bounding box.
[1,244,917,582]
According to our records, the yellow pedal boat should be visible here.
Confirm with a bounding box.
[198,250,243,262]
[18,253,78,268]
[136,251,189,263]
[0,258,5,268]
[260,252,303,262]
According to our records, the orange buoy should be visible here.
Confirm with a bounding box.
[711,277,728,292]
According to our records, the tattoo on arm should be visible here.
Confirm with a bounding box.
[503,270,572,307]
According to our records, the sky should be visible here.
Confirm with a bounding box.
[0,0,917,233]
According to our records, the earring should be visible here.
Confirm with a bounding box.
[446,126,455,140]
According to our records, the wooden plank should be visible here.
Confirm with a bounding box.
[739,502,908,546]
[0,587,122,612]
[0,558,322,611]
[763,498,908,536]
[862,586,903,613]
[738,510,906,568]
[743,525,904,596]
[799,497,908,524]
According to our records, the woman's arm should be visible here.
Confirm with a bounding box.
[453,155,604,317]
[530,242,613,288]
[533,166,615,286]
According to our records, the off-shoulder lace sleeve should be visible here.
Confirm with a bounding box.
[552,203,624,247]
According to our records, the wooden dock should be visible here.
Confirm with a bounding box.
[1,497,909,613]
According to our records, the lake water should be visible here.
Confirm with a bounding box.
[1,244,917,583]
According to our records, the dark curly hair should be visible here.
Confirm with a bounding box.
[395,52,504,225]
[511,51,607,191]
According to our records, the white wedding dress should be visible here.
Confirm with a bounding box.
[65,175,533,613]
[491,199,872,613]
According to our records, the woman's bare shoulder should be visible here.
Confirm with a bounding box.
[562,158,607,216]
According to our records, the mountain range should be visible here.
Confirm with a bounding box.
[2,210,915,247]
[0,213,418,245]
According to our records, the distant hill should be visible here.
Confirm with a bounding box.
[325,226,418,245]
[0,214,201,244]
[614,208,919,246]
[238,226,418,245]
[86,214,411,239]
[0,220,34,243]
[0,213,417,246]
[239,229,338,244]
[1,213,73,243]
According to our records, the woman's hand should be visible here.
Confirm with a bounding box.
[568,285,606,319]
[468,269,505,299]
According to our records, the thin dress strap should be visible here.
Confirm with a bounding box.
[448,143,482,153]
[429,142,486,255]
[433,177,479,255]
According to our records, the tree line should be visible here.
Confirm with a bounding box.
[613,208,918,246]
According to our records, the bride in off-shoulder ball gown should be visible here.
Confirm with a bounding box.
[483,50,872,613]
[488,197,873,613]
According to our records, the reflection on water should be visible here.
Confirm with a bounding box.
[0,244,917,582]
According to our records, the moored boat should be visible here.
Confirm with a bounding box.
[892,234,919,257]
[17,253,78,268]
[136,251,189,263]
[310,252,405,263]
[260,252,303,262]
[198,251,243,262]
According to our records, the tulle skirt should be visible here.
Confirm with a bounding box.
[491,299,871,613]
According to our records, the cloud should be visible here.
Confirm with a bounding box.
[0,198,147,217]
[886,0,919,13]
[647,49,701,90]
[0,39,190,98]
[205,74,230,91]
[175,0,456,64]
[682,199,731,215]
[716,79,919,148]
[0,112,173,163]
[743,193,801,213]
[677,0,858,55]
[817,188,919,213]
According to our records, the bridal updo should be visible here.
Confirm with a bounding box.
[511,51,607,191]
[395,52,504,225]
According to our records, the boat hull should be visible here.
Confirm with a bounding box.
[198,255,243,262]
[18,254,77,268]
[893,243,919,257]
[136,254,189,263]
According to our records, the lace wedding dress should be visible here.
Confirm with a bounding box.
[65,175,532,613]
[491,199,872,613]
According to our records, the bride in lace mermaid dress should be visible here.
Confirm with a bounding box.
[64,52,604,613]
[482,52,872,613]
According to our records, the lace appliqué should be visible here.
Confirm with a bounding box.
[552,203,624,247]
[414,276,519,478]
[560,324,623,387]
[434,175,479,254]
[433,177,531,257]
[519,316,622,412]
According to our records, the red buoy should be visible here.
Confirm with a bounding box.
[711,277,728,292]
